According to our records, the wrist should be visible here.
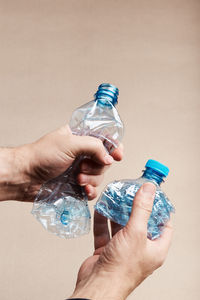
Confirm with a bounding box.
[71,271,129,300]
[0,145,38,201]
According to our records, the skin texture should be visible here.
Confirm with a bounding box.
[0,124,123,201]
[0,126,173,299]
[71,183,173,300]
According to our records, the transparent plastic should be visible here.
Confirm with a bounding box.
[70,99,123,152]
[95,168,174,240]
[32,85,123,239]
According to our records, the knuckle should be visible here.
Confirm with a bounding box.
[125,224,146,241]
[134,195,153,213]
[95,138,104,149]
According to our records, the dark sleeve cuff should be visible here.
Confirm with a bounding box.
[66,298,91,300]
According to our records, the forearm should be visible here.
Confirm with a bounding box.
[0,146,37,201]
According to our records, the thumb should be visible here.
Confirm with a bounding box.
[127,183,156,235]
[71,134,114,166]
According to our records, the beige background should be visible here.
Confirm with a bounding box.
[0,0,199,299]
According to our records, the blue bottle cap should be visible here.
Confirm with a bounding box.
[145,159,169,177]
[95,83,119,106]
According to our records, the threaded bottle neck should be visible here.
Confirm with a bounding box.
[142,167,165,185]
[94,83,119,106]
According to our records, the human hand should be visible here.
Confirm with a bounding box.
[71,183,173,300]
[28,124,123,200]
[0,125,122,201]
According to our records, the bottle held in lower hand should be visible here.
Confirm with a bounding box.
[32,83,124,238]
[95,159,174,240]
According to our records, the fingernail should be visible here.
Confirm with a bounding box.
[142,183,156,195]
[104,154,114,164]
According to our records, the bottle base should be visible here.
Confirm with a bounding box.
[32,196,91,239]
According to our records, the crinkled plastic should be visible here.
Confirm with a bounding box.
[70,100,123,152]
[95,177,174,240]
[32,98,123,238]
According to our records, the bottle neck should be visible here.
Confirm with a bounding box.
[94,84,118,107]
[95,95,116,107]
[142,167,165,185]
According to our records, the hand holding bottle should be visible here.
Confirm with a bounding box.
[29,124,123,200]
[32,84,124,238]
[71,183,173,300]
[0,125,123,202]
[95,159,174,239]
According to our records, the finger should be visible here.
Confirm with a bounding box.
[111,143,124,161]
[77,173,104,187]
[72,135,114,166]
[85,185,98,200]
[152,220,173,255]
[80,159,110,175]
[94,211,110,251]
[111,220,123,237]
[127,183,156,235]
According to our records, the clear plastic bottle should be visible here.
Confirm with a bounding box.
[32,84,124,238]
[95,159,174,240]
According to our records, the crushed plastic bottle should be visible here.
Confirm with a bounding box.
[32,84,124,238]
[95,159,174,240]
